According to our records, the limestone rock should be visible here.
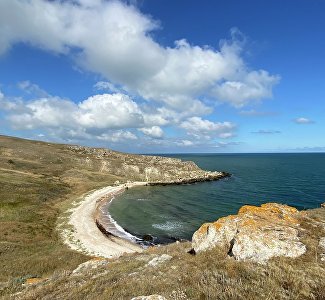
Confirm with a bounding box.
[131,295,167,300]
[192,203,306,262]
[67,145,229,184]
[146,254,172,267]
[72,258,109,275]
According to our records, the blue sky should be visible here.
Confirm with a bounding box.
[0,0,324,153]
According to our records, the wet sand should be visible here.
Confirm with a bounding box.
[64,182,146,258]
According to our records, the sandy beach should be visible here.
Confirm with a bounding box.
[63,182,147,258]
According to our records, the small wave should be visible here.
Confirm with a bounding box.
[152,221,184,232]
[106,212,142,241]
[136,198,149,201]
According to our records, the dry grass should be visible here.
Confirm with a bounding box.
[0,136,124,283]
[5,231,325,300]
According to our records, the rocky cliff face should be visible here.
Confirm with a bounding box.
[192,203,308,262]
[68,145,229,183]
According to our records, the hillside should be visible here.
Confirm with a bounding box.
[0,135,226,283]
[0,135,324,300]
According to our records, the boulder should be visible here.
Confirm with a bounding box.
[72,258,109,275]
[146,254,172,267]
[192,203,306,262]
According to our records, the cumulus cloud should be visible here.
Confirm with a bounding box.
[76,94,144,129]
[180,117,236,139]
[1,93,145,131]
[0,90,147,135]
[139,126,164,139]
[294,117,314,124]
[0,0,279,109]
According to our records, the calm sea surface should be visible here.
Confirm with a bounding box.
[109,153,325,243]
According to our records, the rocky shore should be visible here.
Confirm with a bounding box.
[147,171,231,185]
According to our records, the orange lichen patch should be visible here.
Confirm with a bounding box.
[90,257,106,261]
[25,277,47,285]
[240,217,259,228]
[237,203,300,226]
[196,223,212,235]
[261,203,299,214]
[238,205,264,215]
[207,215,237,232]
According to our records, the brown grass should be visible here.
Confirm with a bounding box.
[0,136,124,283]
[4,233,325,300]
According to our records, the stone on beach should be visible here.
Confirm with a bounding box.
[192,203,306,262]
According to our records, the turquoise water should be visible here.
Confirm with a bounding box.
[109,153,325,243]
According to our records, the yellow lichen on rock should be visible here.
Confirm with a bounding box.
[192,203,306,262]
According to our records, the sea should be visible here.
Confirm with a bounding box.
[109,153,325,244]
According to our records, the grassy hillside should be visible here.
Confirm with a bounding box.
[0,135,221,282]
[0,135,126,282]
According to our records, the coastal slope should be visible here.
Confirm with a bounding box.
[0,135,228,282]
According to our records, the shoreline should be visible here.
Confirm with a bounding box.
[62,172,231,259]
[63,182,147,259]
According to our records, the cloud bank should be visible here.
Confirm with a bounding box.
[0,0,283,151]
[0,0,279,110]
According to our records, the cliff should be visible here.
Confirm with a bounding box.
[67,145,230,184]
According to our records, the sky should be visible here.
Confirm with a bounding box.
[0,0,324,153]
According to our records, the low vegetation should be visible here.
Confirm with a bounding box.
[0,135,324,299]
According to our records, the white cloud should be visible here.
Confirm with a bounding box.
[97,131,137,143]
[17,80,49,97]
[211,70,279,107]
[180,117,236,139]
[252,129,281,134]
[1,91,145,132]
[94,81,123,93]
[175,140,194,147]
[76,94,144,129]
[139,126,164,139]
[239,109,277,116]
[294,117,314,124]
[0,0,279,109]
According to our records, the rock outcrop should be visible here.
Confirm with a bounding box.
[67,145,230,184]
[146,254,172,267]
[192,203,306,262]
